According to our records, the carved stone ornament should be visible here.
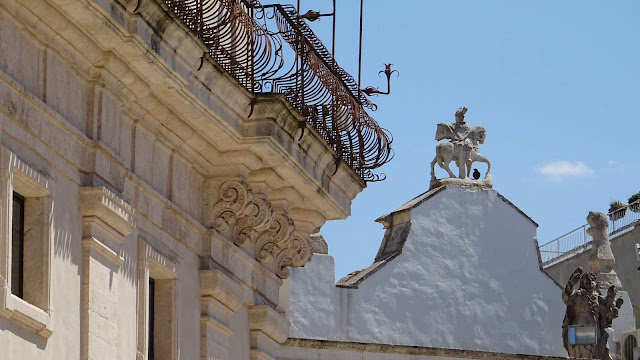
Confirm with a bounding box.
[207,179,312,278]
[429,106,492,190]
[209,180,254,233]
[233,196,275,248]
[256,213,295,264]
[562,267,624,360]
[275,233,312,279]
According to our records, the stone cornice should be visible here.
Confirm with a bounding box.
[200,270,244,312]
[248,305,289,345]
[282,338,569,360]
[79,186,135,238]
[205,179,312,279]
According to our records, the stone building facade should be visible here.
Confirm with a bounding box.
[1,0,602,359]
[0,0,377,358]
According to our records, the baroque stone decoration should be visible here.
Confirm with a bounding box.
[430,106,492,189]
[562,267,623,360]
[206,179,312,278]
[586,211,622,289]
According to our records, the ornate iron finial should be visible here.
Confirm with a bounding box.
[362,64,399,96]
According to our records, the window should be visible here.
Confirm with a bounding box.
[11,192,24,299]
[0,148,53,338]
[137,238,177,360]
[148,278,155,360]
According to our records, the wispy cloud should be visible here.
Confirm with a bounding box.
[536,160,594,180]
[607,160,618,167]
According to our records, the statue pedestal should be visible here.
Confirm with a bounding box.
[429,175,492,191]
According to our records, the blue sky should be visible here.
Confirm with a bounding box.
[290,0,640,280]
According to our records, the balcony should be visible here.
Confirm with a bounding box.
[161,0,393,182]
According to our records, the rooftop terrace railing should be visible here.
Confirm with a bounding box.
[162,0,393,181]
[538,200,640,268]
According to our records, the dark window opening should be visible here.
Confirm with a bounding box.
[148,277,155,360]
[11,192,24,299]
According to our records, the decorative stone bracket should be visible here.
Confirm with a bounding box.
[204,179,312,279]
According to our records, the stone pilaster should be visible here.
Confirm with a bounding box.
[248,305,289,360]
[79,187,135,360]
[200,270,243,360]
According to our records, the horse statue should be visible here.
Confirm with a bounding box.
[430,123,491,181]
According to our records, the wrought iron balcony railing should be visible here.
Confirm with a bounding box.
[162,0,393,181]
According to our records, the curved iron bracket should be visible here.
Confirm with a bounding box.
[197,52,206,71]
[331,156,341,176]
[297,120,306,141]
[247,97,257,118]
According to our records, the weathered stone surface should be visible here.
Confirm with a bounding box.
[429,175,493,191]
[586,211,621,289]
[561,267,624,360]
[309,231,328,254]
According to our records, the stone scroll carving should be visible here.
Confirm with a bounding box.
[208,180,254,233]
[233,196,275,248]
[206,179,312,278]
[275,233,312,279]
[256,213,295,264]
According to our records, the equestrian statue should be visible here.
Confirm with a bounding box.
[430,106,491,181]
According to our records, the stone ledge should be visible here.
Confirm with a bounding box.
[429,176,493,191]
[82,237,124,266]
[282,338,569,360]
[0,285,53,339]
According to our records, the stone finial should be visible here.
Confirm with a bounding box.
[586,211,622,289]
[429,106,492,190]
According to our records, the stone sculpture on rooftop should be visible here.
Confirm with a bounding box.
[562,267,623,360]
[586,211,622,289]
[430,106,491,189]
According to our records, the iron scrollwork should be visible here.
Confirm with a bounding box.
[162,0,393,182]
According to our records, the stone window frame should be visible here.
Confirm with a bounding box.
[0,147,53,338]
[136,238,178,360]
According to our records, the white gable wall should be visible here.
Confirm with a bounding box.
[287,186,566,356]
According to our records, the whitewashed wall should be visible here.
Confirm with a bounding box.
[286,186,567,357]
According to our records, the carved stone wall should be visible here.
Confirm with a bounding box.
[204,179,312,279]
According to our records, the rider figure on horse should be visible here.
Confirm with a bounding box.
[443,106,473,171]
[431,106,491,181]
